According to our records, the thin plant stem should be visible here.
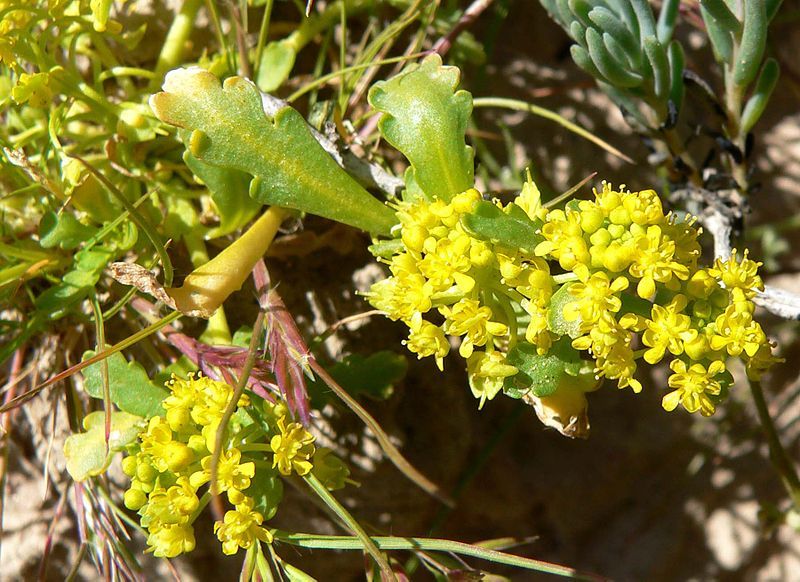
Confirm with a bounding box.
[302,473,394,579]
[272,530,607,581]
[149,0,204,91]
[472,97,634,164]
[253,0,276,79]
[749,379,800,508]
[210,311,266,502]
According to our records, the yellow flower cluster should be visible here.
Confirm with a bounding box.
[122,375,328,557]
[369,181,780,418]
[368,188,557,406]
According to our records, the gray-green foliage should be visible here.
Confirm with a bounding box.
[541,0,683,128]
[540,0,781,135]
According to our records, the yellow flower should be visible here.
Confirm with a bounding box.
[535,210,591,275]
[140,477,199,532]
[418,233,475,292]
[745,341,782,381]
[367,253,432,321]
[12,72,53,108]
[662,359,725,416]
[189,448,255,498]
[214,497,273,555]
[595,341,642,393]
[404,313,449,370]
[710,304,767,358]
[270,416,315,476]
[642,294,698,364]
[467,351,518,408]
[563,273,628,330]
[622,188,665,225]
[311,448,350,491]
[662,214,701,265]
[710,249,764,299]
[139,416,195,474]
[147,523,196,558]
[514,170,545,221]
[629,225,690,299]
[441,298,507,358]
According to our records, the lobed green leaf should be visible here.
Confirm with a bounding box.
[150,68,397,235]
[64,411,144,481]
[39,211,97,249]
[505,337,584,398]
[82,350,168,417]
[183,149,262,239]
[368,54,474,203]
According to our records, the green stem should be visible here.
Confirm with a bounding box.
[723,66,749,191]
[749,379,800,508]
[472,97,633,164]
[149,0,204,91]
[272,531,603,580]
[302,473,394,579]
[253,0,276,79]
[307,358,454,507]
[0,311,182,414]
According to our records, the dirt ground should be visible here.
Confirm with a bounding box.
[2,1,800,580]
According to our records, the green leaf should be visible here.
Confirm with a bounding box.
[586,28,644,88]
[256,40,297,93]
[700,2,734,63]
[162,191,199,240]
[82,351,168,417]
[367,239,404,259]
[368,54,474,202]
[656,0,680,44]
[609,0,640,41]
[589,7,641,61]
[461,201,543,253]
[546,283,582,339]
[183,150,262,239]
[630,0,657,41]
[322,352,408,401]
[766,0,783,22]
[150,68,396,235]
[734,0,767,87]
[504,337,584,398]
[247,465,283,521]
[39,211,97,249]
[667,41,685,113]
[570,45,603,79]
[643,36,669,99]
[567,0,593,26]
[603,33,633,69]
[699,0,741,35]
[741,58,780,133]
[64,411,144,481]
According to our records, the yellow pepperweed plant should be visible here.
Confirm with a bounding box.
[367,178,780,436]
[121,374,348,559]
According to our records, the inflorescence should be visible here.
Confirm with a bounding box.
[122,375,349,558]
[368,180,780,418]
